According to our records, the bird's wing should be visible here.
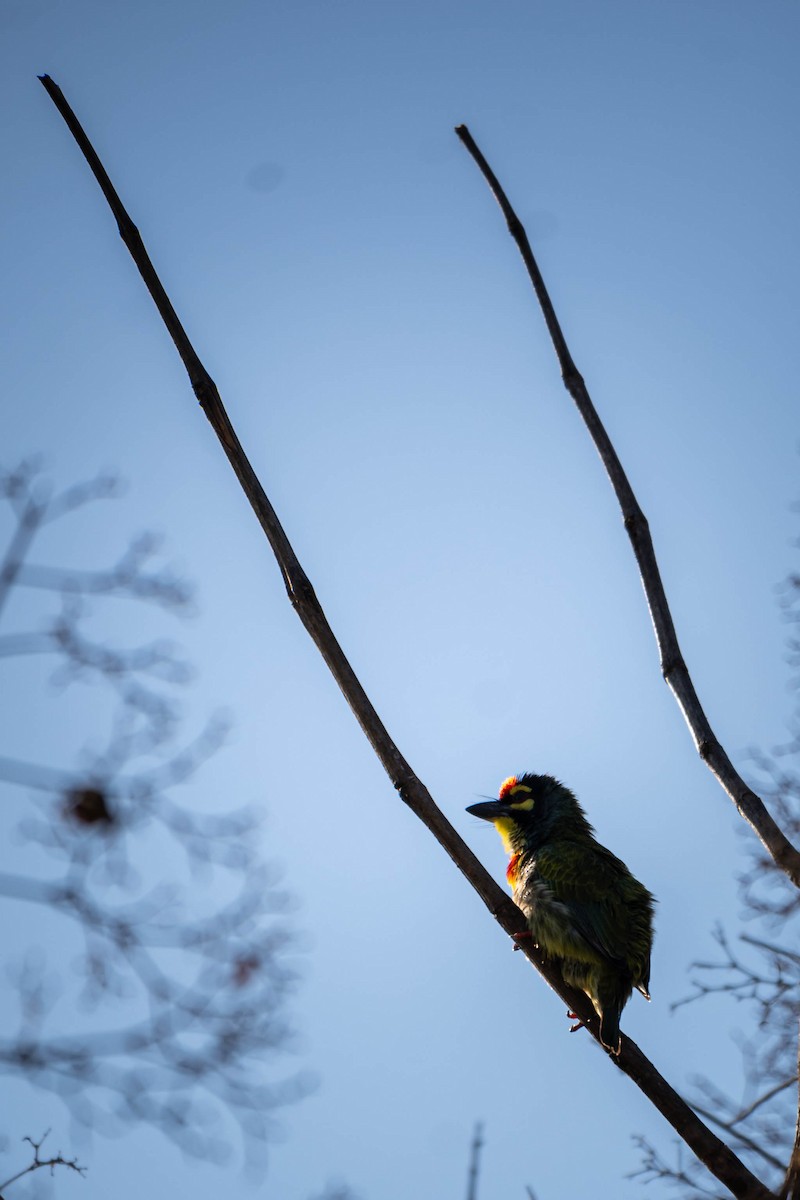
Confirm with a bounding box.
[535,844,635,968]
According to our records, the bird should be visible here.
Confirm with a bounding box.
[466,772,655,1054]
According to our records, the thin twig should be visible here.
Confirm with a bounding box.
[39,76,775,1200]
[0,1130,86,1193]
[731,1077,798,1128]
[741,934,800,966]
[465,1120,483,1200]
[781,1039,800,1199]
[630,1134,730,1198]
[691,1102,786,1172]
[0,494,43,621]
[454,122,800,892]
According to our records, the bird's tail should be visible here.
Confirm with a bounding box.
[599,1004,623,1056]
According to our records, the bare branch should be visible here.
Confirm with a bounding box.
[728,1079,798,1129]
[0,1130,86,1193]
[38,76,779,1200]
[779,1034,800,1199]
[629,1134,730,1199]
[17,532,192,609]
[453,121,800,891]
[465,1120,483,1200]
[39,472,119,522]
[0,492,45,621]
[690,1103,786,1172]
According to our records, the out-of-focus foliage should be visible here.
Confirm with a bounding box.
[0,461,312,1174]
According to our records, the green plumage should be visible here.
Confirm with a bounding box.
[467,773,655,1054]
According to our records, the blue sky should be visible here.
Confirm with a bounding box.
[2,1,799,1197]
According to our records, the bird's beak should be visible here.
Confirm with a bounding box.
[466,799,507,821]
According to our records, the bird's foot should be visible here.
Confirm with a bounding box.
[567,1011,586,1033]
[511,931,534,952]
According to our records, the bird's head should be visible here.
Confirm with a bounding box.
[466,773,591,855]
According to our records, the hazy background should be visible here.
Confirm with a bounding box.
[2,1,799,1197]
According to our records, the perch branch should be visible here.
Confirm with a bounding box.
[40,76,774,1199]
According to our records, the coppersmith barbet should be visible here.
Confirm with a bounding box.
[467,773,655,1054]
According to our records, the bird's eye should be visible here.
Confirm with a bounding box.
[498,777,534,805]
[507,784,534,811]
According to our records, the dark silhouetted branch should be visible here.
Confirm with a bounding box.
[782,1046,800,1199]
[465,1120,483,1200]
[453,122,800,893]
[0,1131,86,1194]
[39,77,775,1199]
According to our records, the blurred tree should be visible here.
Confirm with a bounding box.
[0,460,311,1175]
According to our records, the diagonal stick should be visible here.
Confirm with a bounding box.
[39,76,774,1199]
[455,122,800,891]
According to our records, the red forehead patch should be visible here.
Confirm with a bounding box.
[499,775,520,801]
